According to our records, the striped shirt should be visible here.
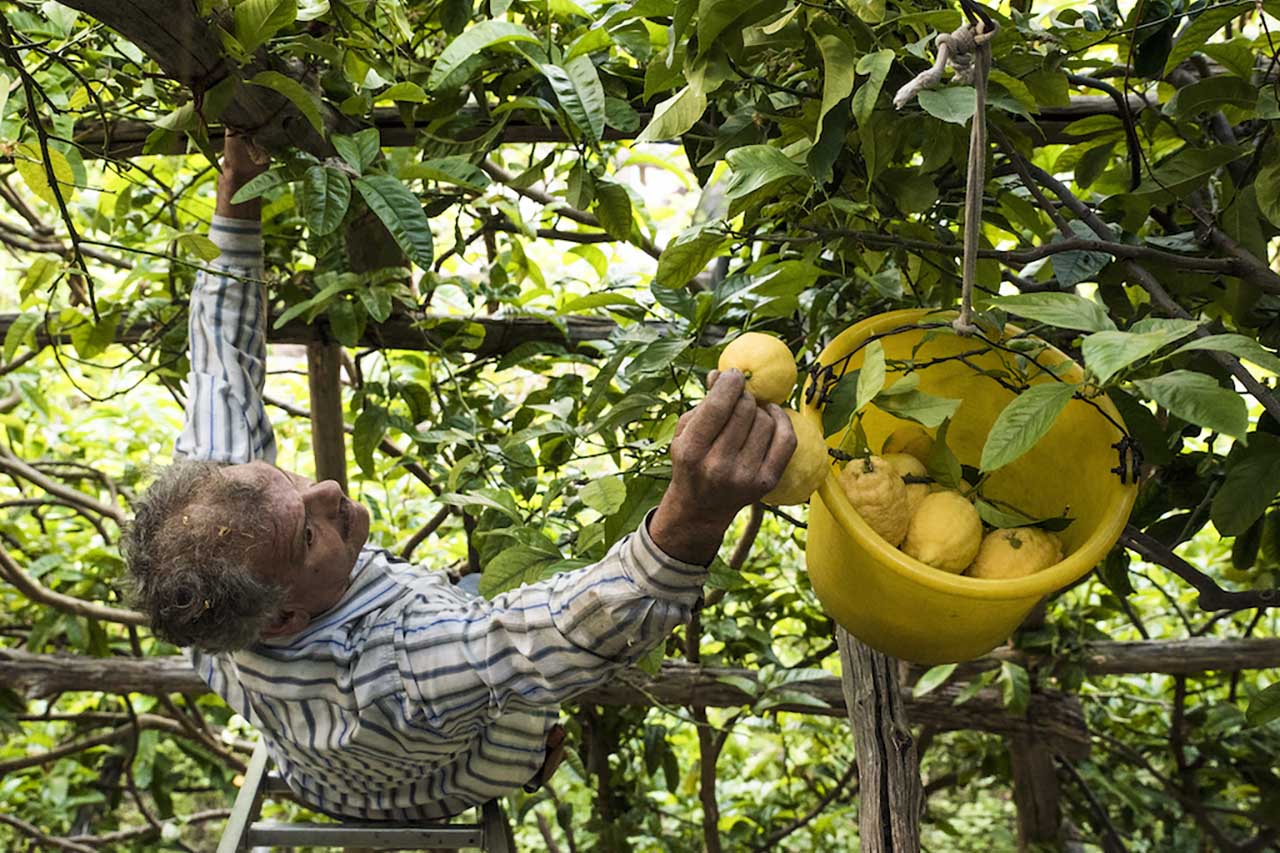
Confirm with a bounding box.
[179,215,707,820]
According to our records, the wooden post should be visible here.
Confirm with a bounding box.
[1009,603,1068,851]
[306,341,347,492]
[838,628,922,852]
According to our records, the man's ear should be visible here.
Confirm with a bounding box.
[260,607,310,639]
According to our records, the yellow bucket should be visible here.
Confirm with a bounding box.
[802,309,1137,664]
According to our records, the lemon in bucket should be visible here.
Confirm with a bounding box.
[802,309,1137,664]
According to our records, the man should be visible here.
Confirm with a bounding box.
[121,133,797,821]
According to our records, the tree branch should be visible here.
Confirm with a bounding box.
[1119,526,1279,611]
[1021,161,1280,426]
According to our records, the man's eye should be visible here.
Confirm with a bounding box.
[305,525,314,548]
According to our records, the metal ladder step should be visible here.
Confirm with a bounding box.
[218,740,514,852]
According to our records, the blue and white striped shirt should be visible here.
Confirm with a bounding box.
[179,215,706,820]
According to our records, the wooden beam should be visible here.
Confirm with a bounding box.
[0,649,1089,757]
[57,96,1144,163]
[0,310,638,356]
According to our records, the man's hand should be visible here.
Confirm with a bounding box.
[648,369,797,565]
[216,131,270,221]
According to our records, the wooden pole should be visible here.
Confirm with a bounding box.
[838,628,922,852]
[306,341,347,492]
[1010,605,1066,850]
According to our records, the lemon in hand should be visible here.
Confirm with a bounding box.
[718,332,797,405]
[967,528,1063,579]
[763,409,830,506]
[901,490,982,573]
[837,455,911,547]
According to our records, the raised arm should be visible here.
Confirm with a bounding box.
[174,133,277,465]
[393,370,796,733]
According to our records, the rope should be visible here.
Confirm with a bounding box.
[892,16,998,337]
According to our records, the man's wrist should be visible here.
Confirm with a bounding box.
[647,491,733,566]
[215,171,266,221]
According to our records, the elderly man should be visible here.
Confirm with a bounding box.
[121,133,796,822]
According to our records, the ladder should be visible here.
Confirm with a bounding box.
[217,740,515,852]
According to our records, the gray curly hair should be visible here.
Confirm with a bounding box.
[121,460,282,652]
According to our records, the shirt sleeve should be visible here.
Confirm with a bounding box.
[392,512,707,734]
[173,215,277,465]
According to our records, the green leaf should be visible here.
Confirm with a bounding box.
[655,225,725,288]
[15,144,75,206]
[580,476,627,515]
[379,81,429,103]
[332,128,381,173]
[353,175,434,269]
[1134,370,1249,440]
[69,308,120,360]
[1162,4,1246,75]
[327,298,360,346]
[1210,435,1280,535]
[247,71,324,133]
[1131,145,1249,201]
[926,420,963,491]
[852,49,894,125]
[1166,76,1259,118]
[1257,160,1280,229]
[358,288,393,323]
[917,86,977,124]
[1049,222,1112,287]
[234,0,296,54]
[980,383,1078,473]
[874,389,962,429]
[175,233,221,260]
[636,85,707,142]
[352,406,387,477]
[724,145,807,201]
[303,165,351,235]
[479,544,560,598]
[994,292,1116,333]
[821,373,859,437]
[229,170,283,204]
[1083,322,1200,385]
[999,661,1030,716]
[1246,682,1280,727]
[540,55,606,142]
[1169,334,1280,376]
[429,20,540,89]
[855,340,885,412]
[593,180,632,240]
[912,663,957,698]
[814,32,855,141]
[3,311,41,362]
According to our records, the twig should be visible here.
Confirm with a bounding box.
[752,761,858,853]
[0,541,146,625]
[0,445,125,523]
[399,505,450,560]
[0,16,98,317]
[1056,756,1127,853]
[0,813,96,853]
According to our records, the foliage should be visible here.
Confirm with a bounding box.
[0,0,1279,849]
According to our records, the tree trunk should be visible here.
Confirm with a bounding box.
[839,629,922,852]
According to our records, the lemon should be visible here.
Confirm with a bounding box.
[837,455,911,546]
[718,332,797,405]
[764,409,830,506]
[881,424,934,464]
[883,452,929,516]
[967,528,1063,580]
[901,490,982,573]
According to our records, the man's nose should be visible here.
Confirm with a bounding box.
[305,480,345,515]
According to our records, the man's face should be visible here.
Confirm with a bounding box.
[220,461,371,630]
